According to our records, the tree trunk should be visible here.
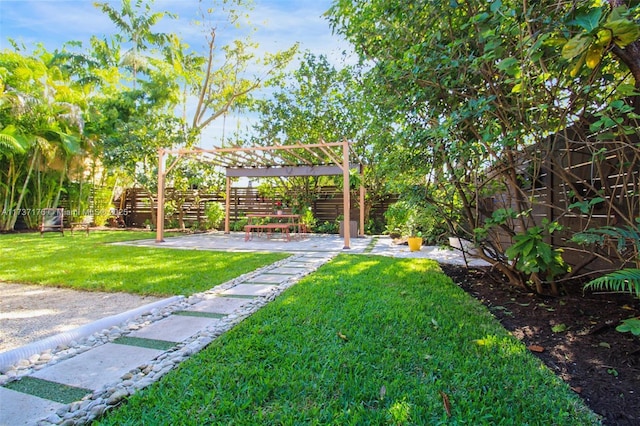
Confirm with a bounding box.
[8,151,38,231]
[608,0,640,110]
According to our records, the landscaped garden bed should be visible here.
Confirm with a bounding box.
[443,265,640,426]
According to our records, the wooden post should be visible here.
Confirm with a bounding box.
[342,138,351,249]
[224,176,231,234]
[156,148,165,243]
[359,163,365,237]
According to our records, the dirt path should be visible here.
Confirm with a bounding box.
[0,282,164,353]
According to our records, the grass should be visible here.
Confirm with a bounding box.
[95,255,599,425]
[4,377,91,405]
[0,231,288,296]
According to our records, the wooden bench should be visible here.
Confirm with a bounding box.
[244,223,291,241]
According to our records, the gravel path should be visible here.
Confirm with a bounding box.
[0,282,164,353]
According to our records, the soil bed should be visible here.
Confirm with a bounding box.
[441,264,640,426]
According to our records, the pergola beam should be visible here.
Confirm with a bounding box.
[226,164,360,178]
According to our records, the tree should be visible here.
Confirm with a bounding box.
[187,1,298,140]
[90,0,188,226]
[94,0,298,229]
[94,0,174,88]
[0,46,85,230]
[248,52,396,230]
[328,0,640,293]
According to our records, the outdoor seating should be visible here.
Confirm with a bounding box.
[70,217,91,235]
[244,213,300,242]
[39,208,64,236]
[244,223,292,241]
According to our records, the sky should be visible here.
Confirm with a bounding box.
[0,0,355,147]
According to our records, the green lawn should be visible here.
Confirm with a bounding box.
[0,231,288,296]
[96,255,599,425]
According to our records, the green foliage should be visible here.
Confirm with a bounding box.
[65,182,91,223]
[616,317,640,336]
[365,217,386,235]
[568,197,606,215]
[204,202,224,230]
[315,220,339,234]
[230,217,248,232]
[0,49,87,230]
[560,4,640,75]
[505,220,569,280]
[248,52,394,230]
[474,208,519,240]
[96,255,598,425]
[573,221,640,256]
[585,269,640,298]
[384,200,412,236]
[92,186,114,227]
[384,200,444,242]
[299,206,317,231]
[326,0,640,290]
[574,220,640,299]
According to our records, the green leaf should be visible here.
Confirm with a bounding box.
[497,57,519,76]
[616,318,640,336]
[604,19,640,47]
[568,8,603,32]
[585,268,640,298]
[562,35,591,60]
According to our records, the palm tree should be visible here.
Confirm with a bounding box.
[94,0,174,88]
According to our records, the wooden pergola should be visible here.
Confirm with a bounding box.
[156,139,364,249]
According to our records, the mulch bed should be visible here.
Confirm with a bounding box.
[441,264,640,426]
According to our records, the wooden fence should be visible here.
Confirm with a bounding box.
[118,186,395,231]
[483,133,639,272]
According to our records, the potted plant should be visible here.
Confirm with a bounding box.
[407,231,423,252]
[405,214,423,252]
[274,200,284,215]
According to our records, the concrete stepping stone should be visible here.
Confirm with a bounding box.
[128,315,219,343]
[0,387,65,426]
[31,344,164,390]
[245,273,294,284]
[288,258,331,267]
[221,284,276,297]
[268,266,307,275]
[187,297,250,314]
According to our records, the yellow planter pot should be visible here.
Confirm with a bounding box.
[407,236,422,252]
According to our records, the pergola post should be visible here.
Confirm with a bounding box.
[359,164,365,237]
[156,148,165,243]
[342,138,351,249]
[224,176,231,234]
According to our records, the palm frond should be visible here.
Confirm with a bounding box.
[585,268,640,298]
[0,133,24,154]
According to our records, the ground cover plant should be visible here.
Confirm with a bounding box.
[96,255,598,425]
[0,232,288,296]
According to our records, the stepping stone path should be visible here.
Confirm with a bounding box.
[0,253,334,426]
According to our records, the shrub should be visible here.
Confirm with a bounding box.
[231,218,248,232]
[384,200,445,243]
[204,202,225,230]
[300,207,317,231]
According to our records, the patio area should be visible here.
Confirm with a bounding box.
[121,231,491,267]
